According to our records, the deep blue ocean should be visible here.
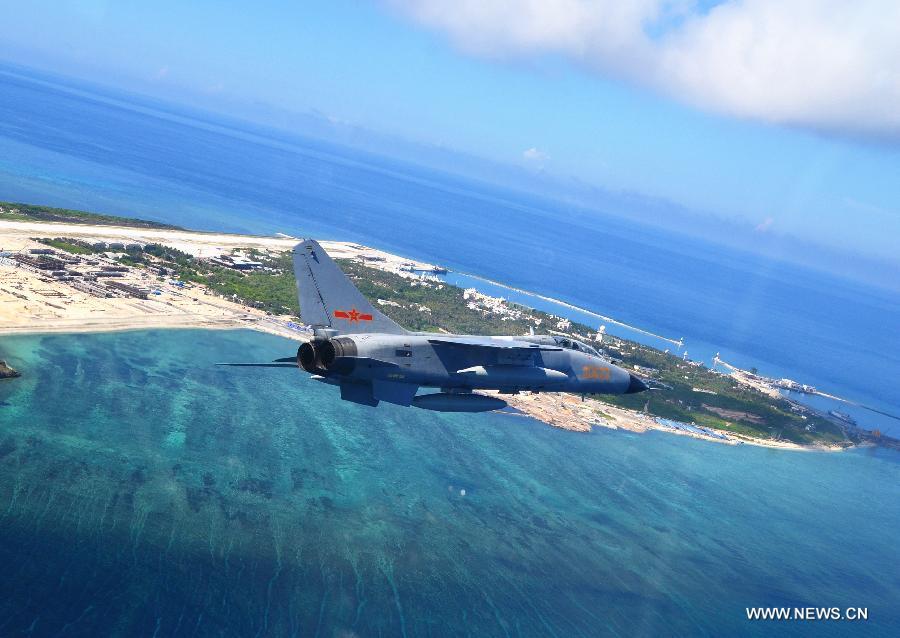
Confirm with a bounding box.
[0,66,899,636]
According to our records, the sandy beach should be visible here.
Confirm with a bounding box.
[0,237,291,340]
[0,219,438,267]
[0,219,439,342]
[494,390,836,450]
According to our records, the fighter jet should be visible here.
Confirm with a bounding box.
[221,240,647,412]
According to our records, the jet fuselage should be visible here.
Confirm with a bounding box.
[300,332,645,396]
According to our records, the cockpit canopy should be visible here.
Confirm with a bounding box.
[553,336,600,357]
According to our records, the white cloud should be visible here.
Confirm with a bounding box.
[523,147,549,162]
[755,216,775,232]
[388,0,900,139]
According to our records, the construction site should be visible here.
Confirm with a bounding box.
[0,233,275,337]
[0,220,446,341]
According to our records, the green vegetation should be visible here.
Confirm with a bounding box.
[116,245,299,315]
[34,238,98,255]
[598,340,846,444]
[339,259,540,334]
[0,201,181,229]
[337,260,848,446]
[203,268,298,315]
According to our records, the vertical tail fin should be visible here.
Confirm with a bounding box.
[292,240,408,335]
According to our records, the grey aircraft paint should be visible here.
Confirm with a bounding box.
[221,240,647,411]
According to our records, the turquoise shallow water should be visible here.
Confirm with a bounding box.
[0,329,898,637]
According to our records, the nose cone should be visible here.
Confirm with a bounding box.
[625,374,649,394]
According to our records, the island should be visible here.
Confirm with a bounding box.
[1,201,894,451]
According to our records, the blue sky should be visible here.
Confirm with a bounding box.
[1,0,899,261]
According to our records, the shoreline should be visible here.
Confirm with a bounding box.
[1,315,838,452]
[453,270,685,348]
[0,218,861,452]
[491,388,850,452]
[0,312,306,342]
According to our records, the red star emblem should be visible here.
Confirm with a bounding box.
[333,308,373,322]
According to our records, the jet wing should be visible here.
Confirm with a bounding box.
[426,337,561,351]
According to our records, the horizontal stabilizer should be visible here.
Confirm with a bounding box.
[340,380,379,406]
[372,379,419,406]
